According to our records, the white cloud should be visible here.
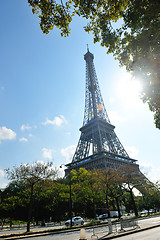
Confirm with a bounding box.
[0,169,8,189]
[61,145,76,162]
[20,124,32,131]
[0,169,4,177]
[139,163,160,183]
[125,145,139,159]
[42,148,54,160]
[42,115,67,127]
[0,126,16,142]
[19,137,28,142]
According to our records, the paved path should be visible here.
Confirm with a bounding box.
[0,222,64,236]
[93,215,160,239]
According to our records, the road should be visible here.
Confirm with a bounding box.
[3,226,160,240]
[1,216,160,240]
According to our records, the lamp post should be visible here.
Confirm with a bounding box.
[106,190,110,218]
[60,164,73,227]
[69,175,73,227]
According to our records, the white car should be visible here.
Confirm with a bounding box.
[97,214,108,221]
[140,210,148,215]
[149,209,155,213]
[65,216,84,226]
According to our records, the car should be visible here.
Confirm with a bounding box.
[140,210,148,215]
[98,214,108,221]
[149,209,155,213]
[65,216,84,226]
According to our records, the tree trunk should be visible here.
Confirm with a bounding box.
[130,189,138,217]
[27,184,34,232]
[115,197,121,218]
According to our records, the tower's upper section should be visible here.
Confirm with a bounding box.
[84,50,94,61]
[83,49,110,126]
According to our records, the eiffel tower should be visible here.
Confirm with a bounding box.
[65,49,140,175]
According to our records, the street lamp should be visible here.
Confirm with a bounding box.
[60,164,73,227]
[106,190,110,218]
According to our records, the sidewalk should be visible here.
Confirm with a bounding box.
[88,215,160,239]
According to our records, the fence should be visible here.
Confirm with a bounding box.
[89,218,140,239]
[120,218,140,231]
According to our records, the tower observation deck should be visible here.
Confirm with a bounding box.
[65,50,139,174]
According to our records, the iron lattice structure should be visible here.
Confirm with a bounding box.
[65,50,138,174]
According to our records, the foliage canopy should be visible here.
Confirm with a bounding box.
[5,161,57,186]
[1,168,160,223]
[5,161,57,231]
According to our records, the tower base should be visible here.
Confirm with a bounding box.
[65,151,139,175]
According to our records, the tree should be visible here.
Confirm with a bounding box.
[28,0,160,129]
[70,168,104,218]
[118,164,148,217]
[107,182,123,218]
[138,181,160,212]
[95,168,124,218]
[30,179,69,223]
[0,182,29,221]
[5,161,57,232]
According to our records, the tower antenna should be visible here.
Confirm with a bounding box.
[87,44,89,52]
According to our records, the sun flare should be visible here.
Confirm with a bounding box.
[116,72,142,107]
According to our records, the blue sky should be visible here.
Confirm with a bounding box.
[0,1,159,187]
